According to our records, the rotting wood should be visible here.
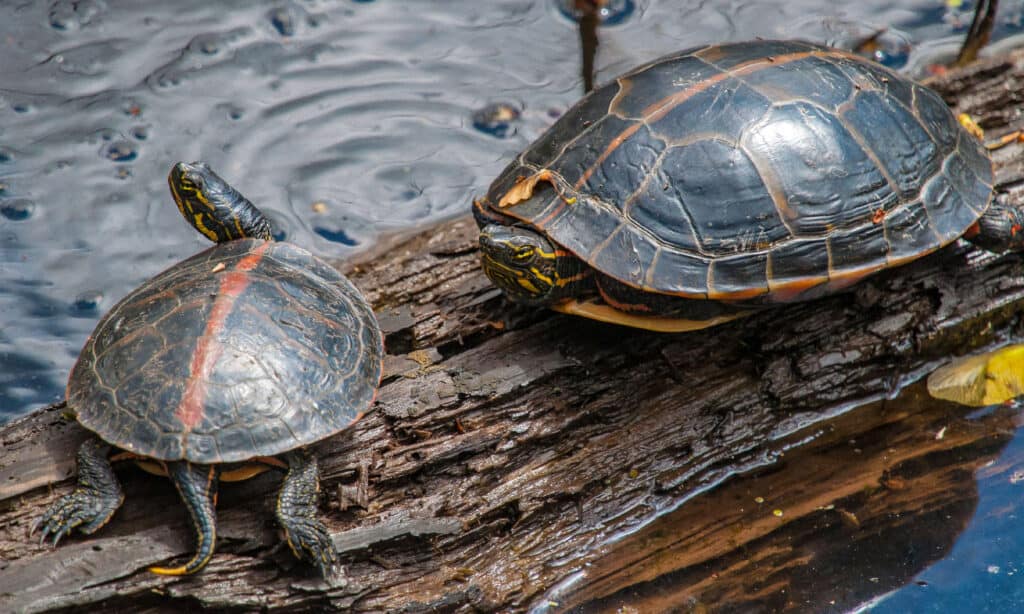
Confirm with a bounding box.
[2,49,1024,613]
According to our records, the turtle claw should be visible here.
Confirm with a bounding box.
[36,438,125,549]
[283,516,336,576]
[277,451,336,577]
[36,487,122,547]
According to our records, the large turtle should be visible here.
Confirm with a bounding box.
[474,40,1024,331]
[34,162,383,576]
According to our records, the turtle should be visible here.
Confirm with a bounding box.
[473,39,1024,332]
[33,161,384,576]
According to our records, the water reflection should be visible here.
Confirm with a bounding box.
[871,405,1024,611]
[542,383,1020,612]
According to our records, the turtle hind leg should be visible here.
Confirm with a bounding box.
[276,450,336,576]
[968,195,1024,253]
[35,438,124,546]
[149,462,220,576]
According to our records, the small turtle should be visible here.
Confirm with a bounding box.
[34,162,383,576]
[474,40,1024,331]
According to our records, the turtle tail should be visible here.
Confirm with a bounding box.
[149,462,220,576]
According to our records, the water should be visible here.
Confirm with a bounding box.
[872,419,1024,613]
[2,0,1024,609]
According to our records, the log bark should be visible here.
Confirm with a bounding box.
[3,48,1024,613]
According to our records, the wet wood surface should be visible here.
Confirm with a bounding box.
[551,384,1023,612]
[3,48,1024,613]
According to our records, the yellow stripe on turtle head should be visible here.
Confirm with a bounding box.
[516,276,541,294]
[529,267,553,285]
[191,213,220,242]
[169,177,190,218]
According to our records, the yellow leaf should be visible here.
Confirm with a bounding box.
[927,345,1024,406]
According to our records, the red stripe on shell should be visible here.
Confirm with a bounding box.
[176,241,271,431]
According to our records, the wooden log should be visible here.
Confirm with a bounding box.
[548,385,1023,612]
[2,48,1024,613]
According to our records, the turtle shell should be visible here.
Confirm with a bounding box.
[68,238,383,464]
[478,40,994,302]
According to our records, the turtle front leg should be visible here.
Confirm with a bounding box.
[968,195,1024,253]
[276,450,336,576]
[149,462,220,575]
[35,438,124,545]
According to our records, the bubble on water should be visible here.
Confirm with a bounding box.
[853,28,913,69]
[12,103,31,114]
[195,36,220,55]
[0,148,13,164]
[48,0,104,31]
[268,7,297,37]
[216,102,245,120]
[71,291,104,316]
[472,102,522,138]
[122,101,143,117]
[152,73,182,89]
[104,140,138,163]
[1,199,35,221]
[130,126,148,140]
[49,10,74,30]
[553,0,637,26]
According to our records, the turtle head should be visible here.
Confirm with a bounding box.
[168,161,274,243]
[478,224,588,305]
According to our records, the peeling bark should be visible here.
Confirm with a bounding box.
[3,49,1024,613]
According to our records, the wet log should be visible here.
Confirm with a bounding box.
[550,384,1023,612]
[3,48,1024,613]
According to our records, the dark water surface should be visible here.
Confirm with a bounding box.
[3,0,1024,611]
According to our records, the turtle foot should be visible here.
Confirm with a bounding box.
[282,516,337,576]
[35,486,123,546]
[277,450,336,576]
[34,438,124,546]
